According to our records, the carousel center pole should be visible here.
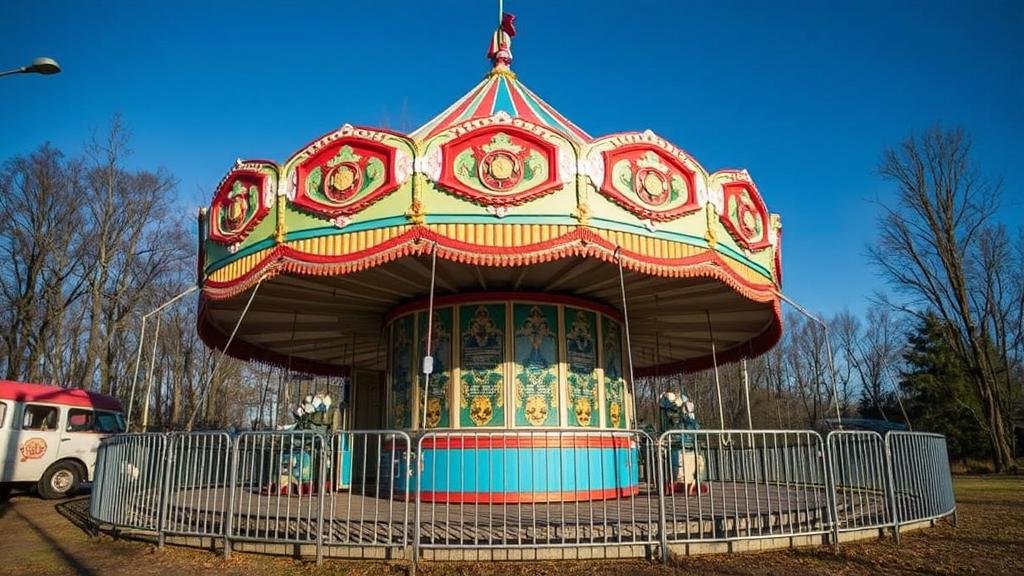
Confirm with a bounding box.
[614,248,639,427]
[420,242,439,430]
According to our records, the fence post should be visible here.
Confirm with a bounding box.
[158,434,172,549]
[411,434,423,576]
[316,433,327,566]
[882,433,901,544]
[824,433,840,551]
[655,433,670,563]
[223,435,238,561]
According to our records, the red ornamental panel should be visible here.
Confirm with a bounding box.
[437,126,562,206]
[208,168,272,245]
[599,144,700,221]
[720,180,770,250]
[294,137,400,218]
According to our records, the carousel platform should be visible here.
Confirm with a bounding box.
[145,479,877,548]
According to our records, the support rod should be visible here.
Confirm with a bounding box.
[706,310,726,431]
[188,280,262,431]
[126,285,199,429]
[420,242,439,431]
[774,290,843,428]
[614,248,639,427]
[140,314,162,430]
[741,357,753,430]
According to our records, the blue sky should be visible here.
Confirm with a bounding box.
[2,0,1021,316]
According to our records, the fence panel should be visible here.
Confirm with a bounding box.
[90,433,167,532]
[323,430,413,549]
[414,429,659,551]
[886,432,956,526]
[225,431,328,556]
[162,432,233,538]
[658,430,830,543]
[826,431,893,533]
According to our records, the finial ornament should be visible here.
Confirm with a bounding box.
[488,12,517,70]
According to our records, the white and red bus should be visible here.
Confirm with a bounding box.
[0,380,125,499]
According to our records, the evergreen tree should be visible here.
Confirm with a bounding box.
[900,314,991,460]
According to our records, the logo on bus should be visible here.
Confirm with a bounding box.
[19,437,47,462]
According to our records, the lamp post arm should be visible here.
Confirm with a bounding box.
[0,67,28,78]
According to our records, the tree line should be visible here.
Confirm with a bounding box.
[1,122,1020,468]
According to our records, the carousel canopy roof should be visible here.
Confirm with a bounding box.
[195,13,784,377]
[411,73,591,144]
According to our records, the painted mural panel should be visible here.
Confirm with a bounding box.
[390,315,414,428]
[602,315,627,429]
[513,304,559,427]
[459,304,506,427]
[565,307,599,427]
[417,307,453,428]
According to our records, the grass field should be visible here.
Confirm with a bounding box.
[0,475,1020,576]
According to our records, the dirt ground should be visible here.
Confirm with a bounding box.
[0,475,1020,576]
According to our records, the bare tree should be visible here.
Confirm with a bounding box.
[0,145,88,383]
[870,126,1018,471]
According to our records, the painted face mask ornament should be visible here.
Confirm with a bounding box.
[525,396,549,426]
[469,395,494,426]
[609,402,622,427]
[426,397,442,428]
[574,396,593,426]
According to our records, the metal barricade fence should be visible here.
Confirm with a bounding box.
[162,432,233,542]
[413,429,660,553]
[89,428,958,564]
[886,432,956,527]
[90,433,166,532]
[826,431,894,536]
[658,430,830,545]
[324,431,413,549]
[225,431,328,560]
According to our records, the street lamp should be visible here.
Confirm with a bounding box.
[0,57,61,79]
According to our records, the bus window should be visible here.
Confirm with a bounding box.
[0,401,6,428]
[67,408,95,433]
[95,411,126,434]
[23,404,59,431]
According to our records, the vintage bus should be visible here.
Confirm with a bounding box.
[0,381,125,499]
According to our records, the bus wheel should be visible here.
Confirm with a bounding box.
[39,462,81,499]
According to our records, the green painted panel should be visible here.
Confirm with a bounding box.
[417,307,452,428]
[459,304,506,427]
[389,315,414,428]
[565,307,599,428]
[602,315,627,429]
[513,303,559,427]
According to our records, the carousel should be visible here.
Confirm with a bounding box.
[196,13,782,503]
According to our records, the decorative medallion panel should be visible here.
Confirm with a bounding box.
[208,162,276,246]
[714,171,771,251]
[294,137,403,218]
[597,143,700,222]
[437,125,562,206]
